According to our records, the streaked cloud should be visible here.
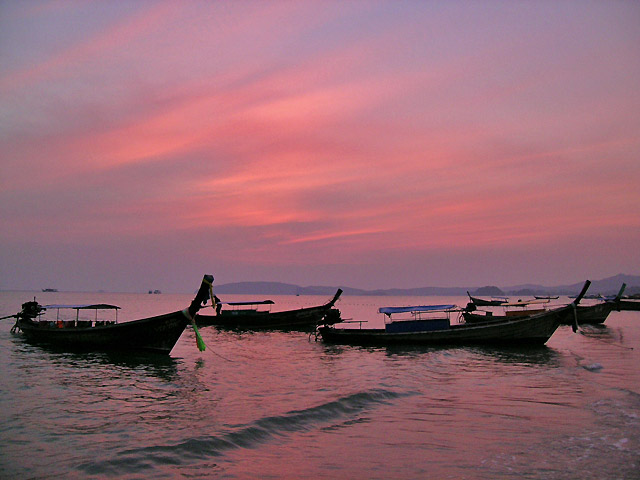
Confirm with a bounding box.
[1,1,639,291]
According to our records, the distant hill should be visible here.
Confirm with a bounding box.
[549,274,640,296]
[213,282,469,296]
[507,274,640,296]
[214,282,300,295]
[213,274,640,297]
[472,286,505,296]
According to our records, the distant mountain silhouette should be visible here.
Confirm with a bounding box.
[472,286,505,296]
[213,282,300,295]
[213,274,640,297]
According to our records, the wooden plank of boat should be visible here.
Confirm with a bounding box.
[196,289,342,330]
[8,275,215,355]
[317,281,591,347]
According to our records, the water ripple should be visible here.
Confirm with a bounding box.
[77,388,413,475]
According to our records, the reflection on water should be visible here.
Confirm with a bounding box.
[1,292,639,480]
[468,345,562,366]
[9,334,181,381]
[577,323,633,348]
[320,341,562,368]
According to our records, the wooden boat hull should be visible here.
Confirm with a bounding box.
[196,289,342,330]
[15,310,191,354]
[197,305,338,330]
[570,303,614,324]
[318,309,563,347]
[467,294,506,307]
[463,302,616,326]
[616,300,640,311]
[11,274,215,355]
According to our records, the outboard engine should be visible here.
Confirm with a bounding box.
[20,301,45,320]
[322,308,342,325]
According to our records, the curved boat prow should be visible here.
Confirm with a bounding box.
[614,283,627,302]
[569,280,591,333]
[327,289,343,307]
[185,274,215,352]
[187,274,215,318]
[572,280,591,306]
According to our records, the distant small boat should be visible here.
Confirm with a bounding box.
[42,288,58,292]
[148,290,162,294]
[196,289,343,330]
[534,295,559,300]
[466,292,508,306]
[7,275,214,355]
[316,282,591,347]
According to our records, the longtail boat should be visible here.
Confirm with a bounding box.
[463,283,625,326]
[463,298,552,323]
[7,275,214,355]
[315,281,591,347]
[196,289,343,330]
[466,292,508,306]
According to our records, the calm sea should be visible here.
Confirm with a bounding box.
[1,290,639,479]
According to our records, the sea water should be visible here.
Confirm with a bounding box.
[1,291,638,479]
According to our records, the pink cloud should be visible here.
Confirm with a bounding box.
[1,1,639,290]
[0,2,179,93]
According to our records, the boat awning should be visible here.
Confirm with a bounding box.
[44,304,121,310]
[379,304,457,315]
[222,300,275,306]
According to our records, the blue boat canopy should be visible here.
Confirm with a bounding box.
[44,304,121,310]
[379,304,457,315]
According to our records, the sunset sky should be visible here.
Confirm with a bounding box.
[1,1,639,292]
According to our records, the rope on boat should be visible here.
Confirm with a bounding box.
[572,303,579,333]
[569,303,632,349]
[210,288,223,316]
[578,327,634,350]
[204,345,234,362]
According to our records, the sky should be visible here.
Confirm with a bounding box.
[1,1,639,293]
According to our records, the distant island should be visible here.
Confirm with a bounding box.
[213,273,640,297]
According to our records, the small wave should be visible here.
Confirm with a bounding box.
[583,363,604,372]
[77,388,412,476]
